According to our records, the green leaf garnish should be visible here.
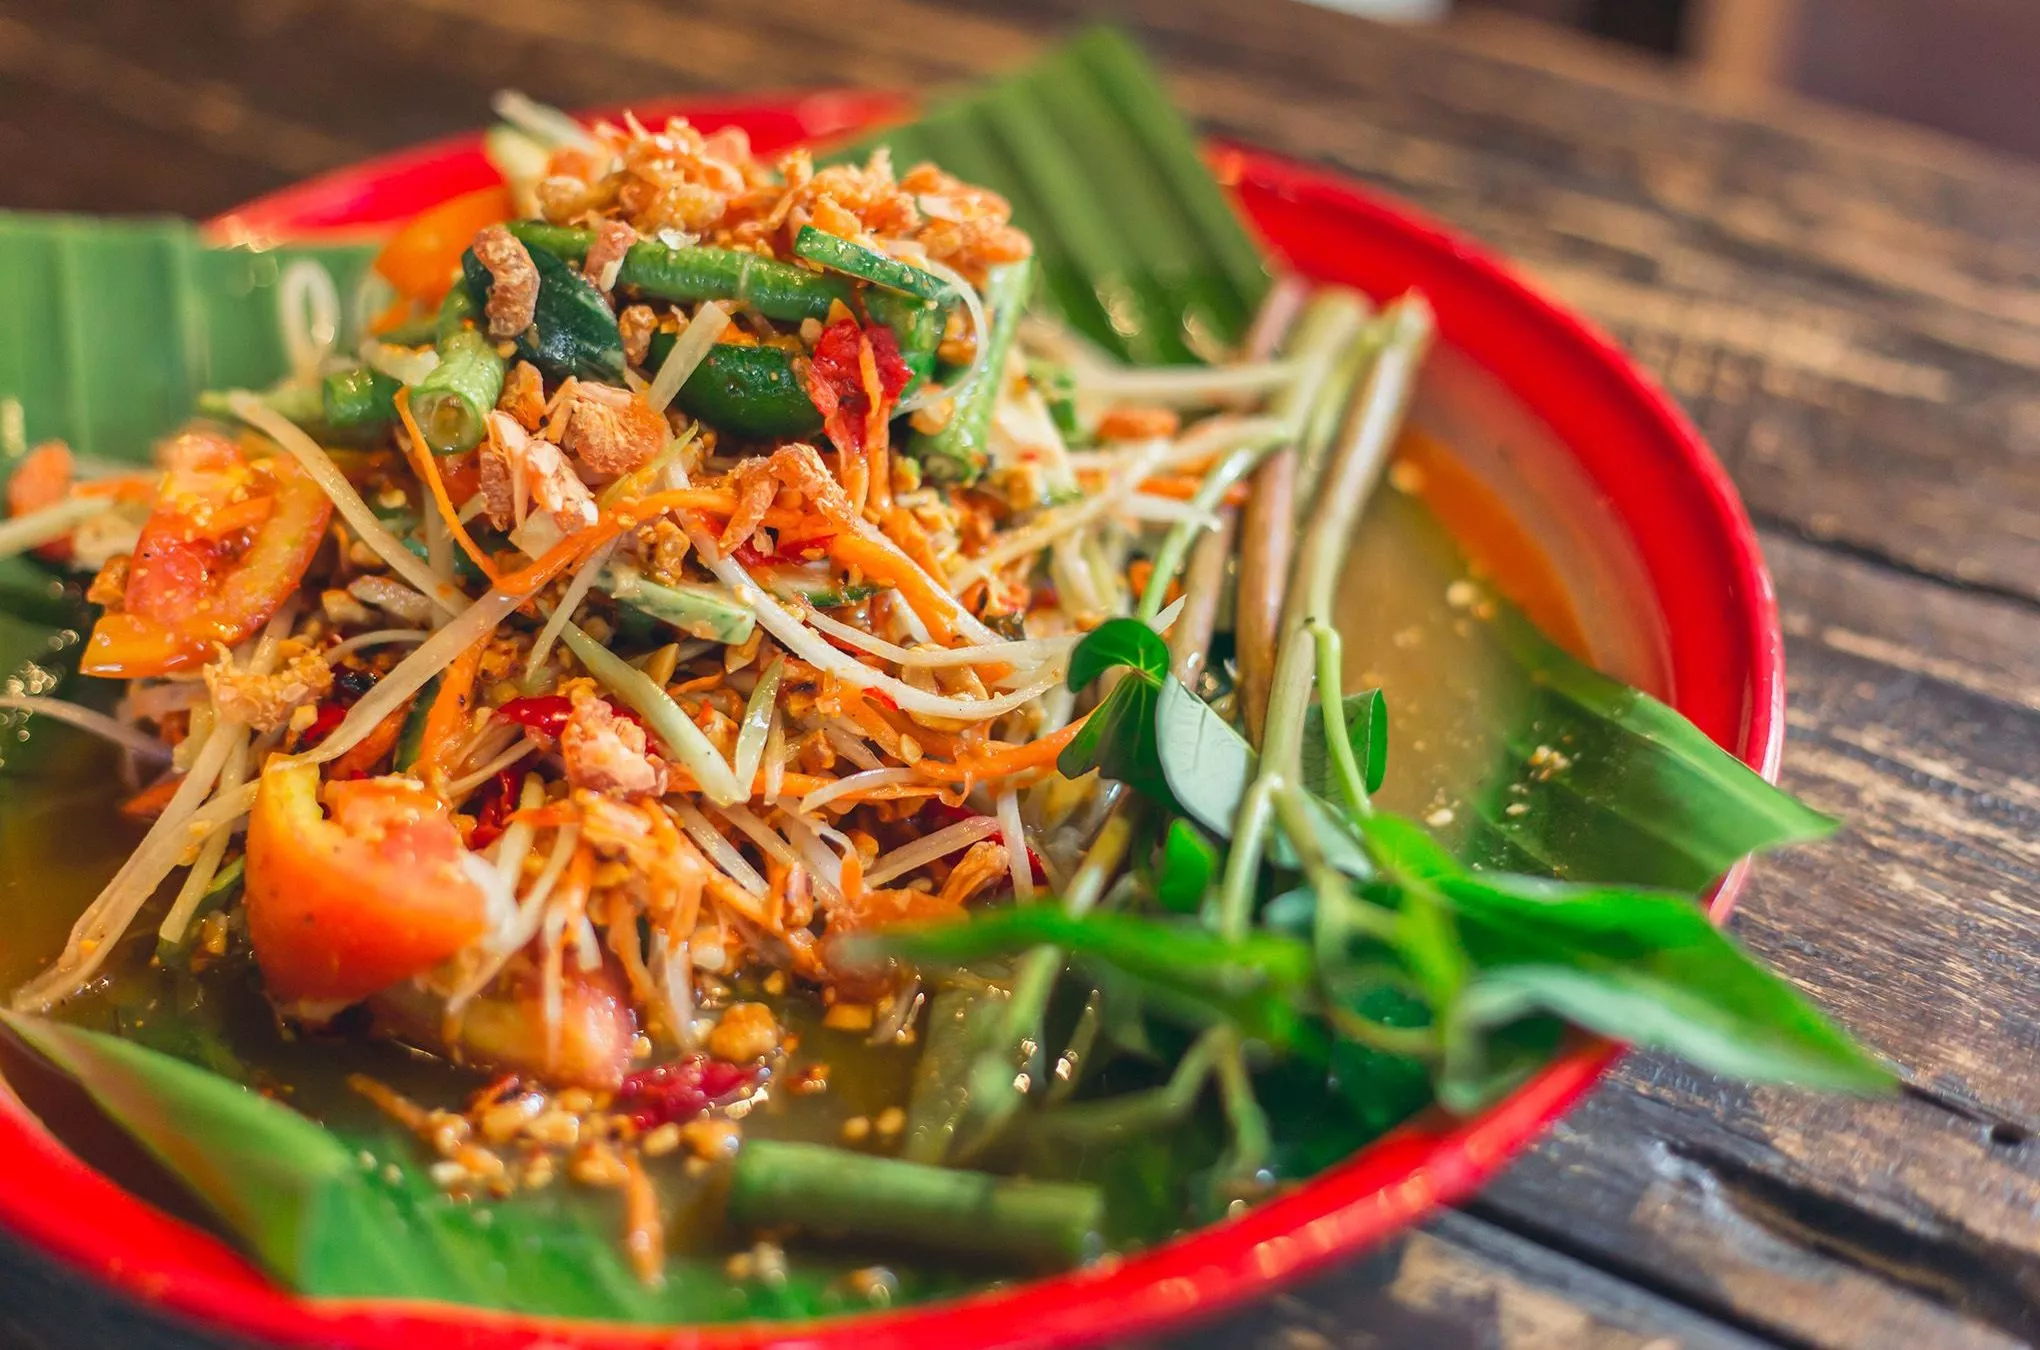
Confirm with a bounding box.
[1439,873,1892,1094]
[1154,678,1255,836]
[1157,819,1220,914]
[1302,688,1388,798]
[0,1012,973,1319]
[1066,616,1169,689]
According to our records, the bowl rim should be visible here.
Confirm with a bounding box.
[0,92,1784,1350]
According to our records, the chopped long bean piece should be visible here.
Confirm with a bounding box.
[906,257,1035,484]
[728,1140,1104,1268]
[410,288,506,453]
[793,225,949,301]
[510,220,854,323]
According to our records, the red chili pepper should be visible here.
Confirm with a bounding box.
[494,693,646,739]
[493,693,574,738]
[803,320,911,456]
[614,1054,763,1131]
[776,529,839,557]
[866,688,900,714]
[466,767,524,849]
[298,701,348,749]
[918,799,1048,885]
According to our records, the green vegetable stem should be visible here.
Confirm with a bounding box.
[408,286,508,454]
[510,220,855,324]
[906,257,1035,485]
[728,1140,1105,1269]
[792,226,950,302]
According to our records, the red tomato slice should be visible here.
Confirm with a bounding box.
[82,435,333,678]
[5,442,76,562]
[244,762,491,1007]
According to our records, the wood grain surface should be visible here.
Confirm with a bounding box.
[2,2,2036,1347]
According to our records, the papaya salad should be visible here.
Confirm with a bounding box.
[0,81,1880,1304]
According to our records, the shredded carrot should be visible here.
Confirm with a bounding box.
[1128,558,1155,598]
[879,505,949,590]
[504,805,577,829]
[820,783,947,809]
[498,515,625,595]
[119,774,184,820]
[419,637,489,799]
[348,1073,432,1132]
[1138,475,1249,506]
[613,487,742,521]
[74,475,157,504]
[327,700,412,780]
[396,389,502,583]
[829,533,957,645]
[621,1150,667,1288]
[859,334,892,518]
[914,714,1089,784]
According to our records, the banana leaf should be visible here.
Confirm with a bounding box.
[832,26,1271,362]
[0,1012,971,1321]
[0,213,376,464]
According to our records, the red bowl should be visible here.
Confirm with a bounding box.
[0,93,1783,1349]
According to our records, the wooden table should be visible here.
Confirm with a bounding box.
[4,1,2038,1346]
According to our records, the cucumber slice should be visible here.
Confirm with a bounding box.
[602,565,757,645]
[793,226,950,302]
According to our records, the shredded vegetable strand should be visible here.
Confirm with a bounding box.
[799,767,921,815]
[670,799,769,897]
[799,607,1075,672]
[445,737,542,800]
[526,538,618,680]
[647,302,731,413]
[559,623,744,805]
[0,496,114,561]
[156,727,252,945]
[996,789,1035,903]
[905,255,990,416]
[230,395,467,617]
[0,696,174,762]
[295,544,583,768]
[698,543,1061,721]
[730,656,783,794]
[324,628,431,660]
[864,815,1001,888]
[12,724,237,1011]
[396,389,502,582]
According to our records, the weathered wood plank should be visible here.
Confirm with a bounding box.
[1159,1210,1776,1350]
[1466,528,2040,1350]
[4,0,2036,599]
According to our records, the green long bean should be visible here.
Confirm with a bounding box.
[905,257,1035,485]
[509,220,853,323]
[410,287,506,453]
[728,1140,1104,1268]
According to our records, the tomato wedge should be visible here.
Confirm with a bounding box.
[371,965,637,1090]
[5,442,76,562]
[374,183,514,303]
[82,434,333,677]
[244,762,491,1006]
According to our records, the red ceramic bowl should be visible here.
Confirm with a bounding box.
[0,93,1783,1350]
